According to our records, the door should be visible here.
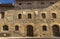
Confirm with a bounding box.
[27,25,33,37]
[52,25,60,37]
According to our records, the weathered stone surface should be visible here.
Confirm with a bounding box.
[0,0,60,37]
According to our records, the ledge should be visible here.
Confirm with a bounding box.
[0,4,14,8]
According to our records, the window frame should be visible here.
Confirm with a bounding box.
[42,25,47,31]
[15,25,19,31]
[18,14,22,19]
[41,13,46,19]
[28,13,32,19]
[52,13,56,18]
[3,25,8,31]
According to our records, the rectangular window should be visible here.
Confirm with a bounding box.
[28,14,32,19]
[15,26,19,31]
[1,12,5,18]
[50,2,54,4]
[19,3,22,5]
[18,14,22,19]
[42,13,46,19]
[43,26,47,31]
[52,13,56,18]
[27,3,32,5]
[40,2,44,4]
[3,25,8,31]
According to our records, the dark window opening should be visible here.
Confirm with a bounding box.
[3,25,8,31]
[50,2,54,4]
[19,3,22,5]
[52,13,56,18]
[1,12,5,18]
[27,3,31,5]
[18,14,22,19]
[28,14,32,19]
[15,25,19,31]
[42,25,47,31]
[42,13,46,18]
[40,2,44,4]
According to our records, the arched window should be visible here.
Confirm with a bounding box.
[3,25,8,31]
[52,13,56,18]
[42,25,47,31]
[41,13,46,18]
[18,14,22,19]
[15,25,19,31]
[28,14,32,19]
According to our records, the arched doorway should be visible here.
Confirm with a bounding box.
[27,25,33,37]
[52,25,60,37]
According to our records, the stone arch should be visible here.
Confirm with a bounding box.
[52,25,60,37]
[27,25,33,37]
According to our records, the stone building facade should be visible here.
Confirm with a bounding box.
[0,0,60,37]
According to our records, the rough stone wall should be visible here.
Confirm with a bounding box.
[0,0,60,37]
